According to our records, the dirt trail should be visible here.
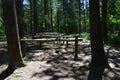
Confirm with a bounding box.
[0,40,120,80]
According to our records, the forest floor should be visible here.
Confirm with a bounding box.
[0,39,120,80]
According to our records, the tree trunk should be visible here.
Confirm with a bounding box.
[29,0,34,38]
[44,0,48,31]
[78,0,82,33]
[50,0,53,32]
[88,0,108,79]
[102,0,108,37]
[15,0,26,57]
[82,0,86,32]
[40,0,44,32]
[2,0,24,66]
[57,0,60,32]
[33,0,38,35]
[15,0,24,38]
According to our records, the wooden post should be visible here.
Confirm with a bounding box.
[21,37,27,57]
[74,36,78,60]
[66,36,68,48]
[39,36,42,47]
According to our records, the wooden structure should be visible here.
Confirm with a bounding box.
[21,33,83,60]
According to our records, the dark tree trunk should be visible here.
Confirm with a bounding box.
[82,0,86,32]
[2,0,24,66]
[15,0,24,38]
[44,0,48,31]
[88,0,109,80]
[78,0,82,33]
[102,0,108,37]
[50,0,53,32]
[29,0,34,38]
[57,0,60,32]
[33,0,38,35]
[15,0,26,57]
[40,0,44,32]
[85,0,89,32]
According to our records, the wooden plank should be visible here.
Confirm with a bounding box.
[21,38,83,42]
[34,32,64,38]
[37,32,59,35]
[21,38,56,42]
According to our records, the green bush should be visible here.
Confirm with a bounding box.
[112,36,120,44]
[79,32,90,40]
[0,35,6,40]
[70,32,90,40]
[103,33,120,45]
[103,35,112,44]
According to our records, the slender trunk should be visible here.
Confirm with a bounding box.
[44,0,48,31]
[15,0,26,57]
[50,0,53,32]
[83,0,86,32]
[33,0,38,35]
[15,0,24,38]
[29,0,34,38]
[40,0,44,32]
[57,0,60,32]
[78,0,82,33]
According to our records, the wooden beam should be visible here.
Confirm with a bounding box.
[21,38,83,42]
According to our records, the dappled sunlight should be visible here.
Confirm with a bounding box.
[0,40,120,80]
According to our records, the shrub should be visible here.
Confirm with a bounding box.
[103,33,120,45]
[79,32,90,40]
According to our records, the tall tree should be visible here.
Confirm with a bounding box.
[15,0,24,38]
[15,0,26,57]
[2,0,23,64]
[83,0,87,32]
[88,0,109,80]
[63,0,68,34]
[1,1,25,78]
[78,0,82,33]
[33,0,38,35]
[29,0,34,38]
[102,0,108,37]
[2,0,25,69]
[39,0,44,32]
[57,0,60,32]
[44,0,48,31]
[50,0,53,32]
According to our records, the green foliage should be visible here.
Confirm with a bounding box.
[0,36,6,40]
[79,32,90,40]
[0,2,5,39]
[70,34,80,37]
[112,36,120,44]
[70,32,90,40]
[104,33,120,45]
[107,0,120,32]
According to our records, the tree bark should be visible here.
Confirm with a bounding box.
[33,0,38,35]
[29,0,34,38]
[57,0,60,32]
[15,0,26,57]
[88,0,108,79]
[15,0,24,38]
[2,0,24,66]
[50,0,53,32]
[78,0,82,33]
[102,0,108,37]
[44,0,48,31]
